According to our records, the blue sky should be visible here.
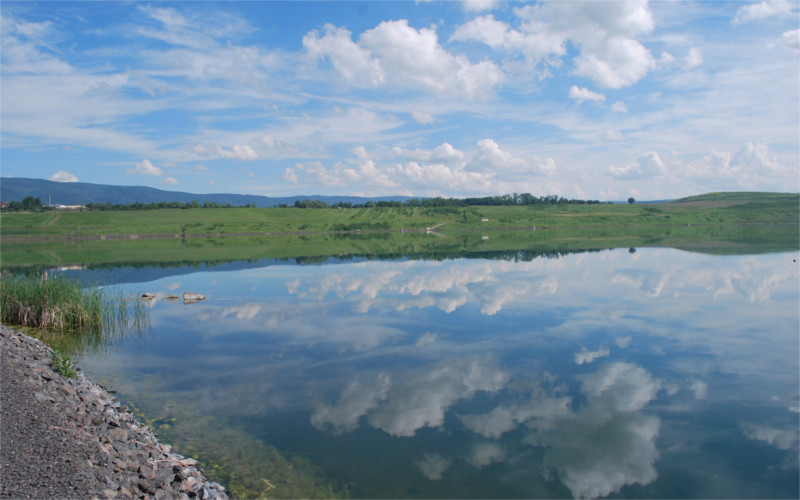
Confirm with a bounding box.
[1,1,798,200]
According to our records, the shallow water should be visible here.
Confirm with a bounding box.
[74,247,799,498]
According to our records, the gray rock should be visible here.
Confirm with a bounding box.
[0,326,229,500]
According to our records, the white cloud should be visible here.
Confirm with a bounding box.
[609,151,667,180]
[392,143,466,164]
[574,347,611,365]
[306,20,504,99]
[194,143,259,160]
[362,20,504,99]
[517,0,657,88]
[683,47,703,69]
[49,170,78,182]
[546,412,661,498]
[450,14,566,68]
[415,453,451,480]
[781,29,800,53]
[677,142,795,189]
[415,331,439,348]
[128,159,163,176]
[287,139,559,196]
[459,393,572,438]
[733,0,795,25]
[311,374,391,435]
[367,357,508,436]
[742,422,799,450]
[411,110,437,125]
[731,141,784,173]
[465,442,505,468]
[461,0,501,13]
[580,362,661,413]
[469,138,556,176]
[161,176,179,185]
[282,168,299,183]
[453,2,659,88]
[569,85,606,104]
[303,24,385,86]
[688,379,708,399]
[611,101,629,113]
[542,362,662,498]
[611,269,670,297]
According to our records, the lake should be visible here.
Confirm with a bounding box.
[60,244,798,498]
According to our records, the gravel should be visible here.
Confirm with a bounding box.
[0,325,229,499]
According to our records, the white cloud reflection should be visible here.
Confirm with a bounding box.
[459,361,663,498]
[312,356,509,437]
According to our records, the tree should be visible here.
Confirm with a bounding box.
[628,197,636,204]
[22,196,43,211]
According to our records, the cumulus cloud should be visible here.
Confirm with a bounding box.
[580,362,662,413]
[519,0,657,88]
[569,85,606,104]
[311,374,391,435]
[194,143,258,160]
[461,0,501,12]
[546,412,661,498]
[541,362,662,498]
[730,142,783,173]
[286,139,557,195]
[310,356,508,438]
[452,2,658,88]
[733,0,795,25]
[781,29,800,53]
[683,47,703,69]
[609,151,667,180]
[367,357,509,436]
[411,110,437,125]
[415,453,451,480]
[49,170,78,182]
[678,142,794,186]
[303,24,385,85]
[611,101,629,113]
[392,142,466,164]
[742,422,799,450]
[128,159,163,176]
[465,442,505,468]
[574,347,611,365]
[161,176,179,185]
[611,269,670,297]
[450,14,566,69]
[459,392,572,438]
[469,138,556,176]
[305,20,503,99]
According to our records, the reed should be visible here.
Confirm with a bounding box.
[0,273,148,338]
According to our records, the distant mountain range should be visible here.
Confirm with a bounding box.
[0,178,412,207]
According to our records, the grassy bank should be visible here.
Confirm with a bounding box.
[1,221,797,274]
[1,192,797,240]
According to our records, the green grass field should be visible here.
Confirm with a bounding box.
[2,192,797,240]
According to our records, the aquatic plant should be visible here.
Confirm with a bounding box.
[51,348,77,379]
[0,273,148,338]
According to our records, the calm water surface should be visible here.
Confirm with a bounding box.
[75,247,799,499]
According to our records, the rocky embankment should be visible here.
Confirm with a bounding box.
[0,326,229,499]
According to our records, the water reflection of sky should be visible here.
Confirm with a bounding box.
[78,248,799,499]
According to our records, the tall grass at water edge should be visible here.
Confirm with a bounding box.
[0,273,148,347]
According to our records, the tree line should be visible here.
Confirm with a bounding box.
[297,193,607,209]
[3,193,609,212]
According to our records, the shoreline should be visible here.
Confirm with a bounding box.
[0,325,229,500]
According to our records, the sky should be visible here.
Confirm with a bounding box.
[1,0,798,200]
